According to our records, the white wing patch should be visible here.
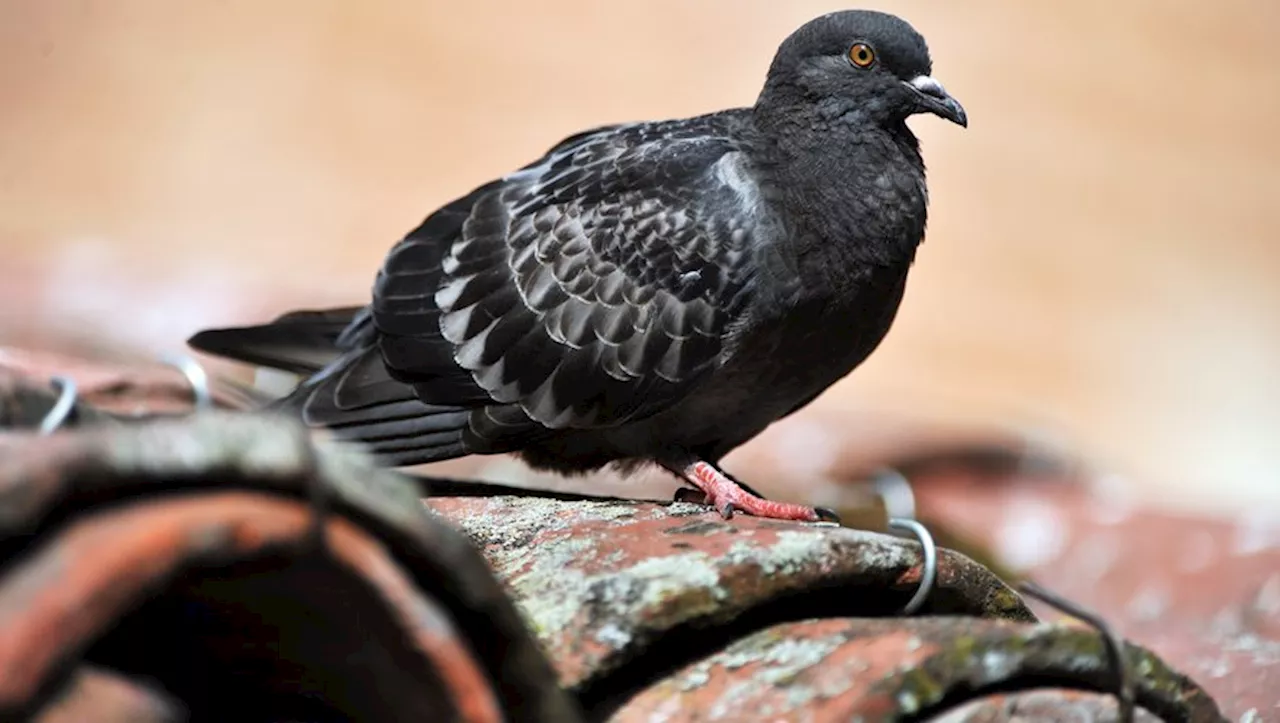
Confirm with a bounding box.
[712,151,763,217]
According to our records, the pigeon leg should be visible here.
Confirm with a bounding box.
[668,458,839,523]
[671,470,767,503]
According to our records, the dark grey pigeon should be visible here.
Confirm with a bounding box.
[189,9,967,522]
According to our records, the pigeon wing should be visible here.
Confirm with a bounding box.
[373,117,765,450]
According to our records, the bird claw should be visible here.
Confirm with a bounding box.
[672,487,751,521]
[674,460,834,523]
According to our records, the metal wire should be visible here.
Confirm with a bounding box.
[870,468,937,616]
[1018,579,1135,723]
[38,376,78,435]
[887,517,937,615]
[872,467,917,521]
[159,354,213,411]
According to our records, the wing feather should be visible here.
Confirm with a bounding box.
[364,113,765,455]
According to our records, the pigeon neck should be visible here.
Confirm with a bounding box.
[751,107,928,276]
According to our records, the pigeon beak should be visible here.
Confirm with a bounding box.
[905,75,968,128]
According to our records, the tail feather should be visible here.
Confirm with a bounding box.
[356,443,470,469]
[280,346,474,467]
[189,306,476,467]
[325,409,473,444]
[188,306,368,375]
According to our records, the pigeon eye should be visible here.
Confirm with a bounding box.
[848,43,876,68]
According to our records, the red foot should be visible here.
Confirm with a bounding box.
[681,461,837,523]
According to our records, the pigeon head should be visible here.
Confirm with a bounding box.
[759,10,967,129]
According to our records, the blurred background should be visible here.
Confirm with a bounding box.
[2,0,1277,515]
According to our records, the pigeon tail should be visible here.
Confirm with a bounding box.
[187,306,367,375]
[190,307,475,467]
[264,344,474,467]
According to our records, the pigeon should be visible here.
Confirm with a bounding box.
[189,9,967,523]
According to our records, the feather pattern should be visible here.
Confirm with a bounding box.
[364,114,766,454]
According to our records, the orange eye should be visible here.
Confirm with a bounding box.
[848,42,875,68]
